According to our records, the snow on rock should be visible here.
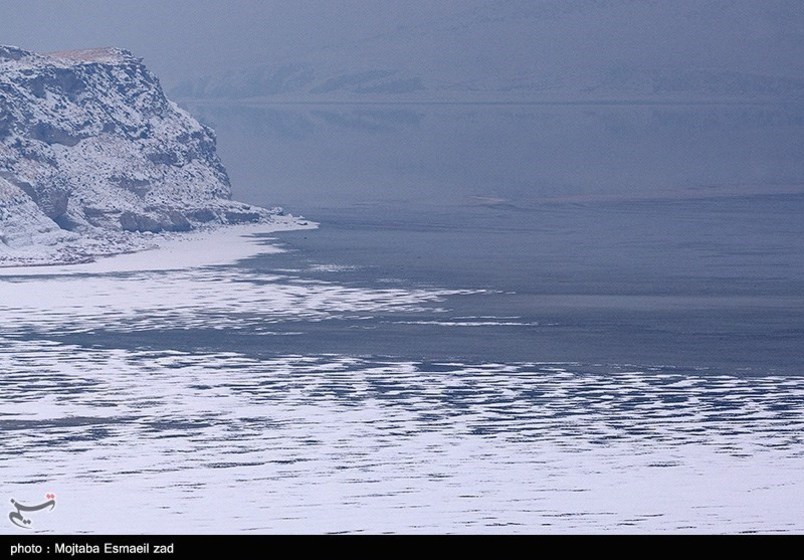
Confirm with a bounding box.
[0,45,283,266]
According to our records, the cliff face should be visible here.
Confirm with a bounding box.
[0,45,275,265]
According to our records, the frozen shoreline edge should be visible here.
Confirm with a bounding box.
[0,215,317,276]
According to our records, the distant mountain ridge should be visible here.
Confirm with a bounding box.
[172,0,804,103]
[0,45,279,266]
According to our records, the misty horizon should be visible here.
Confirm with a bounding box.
[2,1,803,93]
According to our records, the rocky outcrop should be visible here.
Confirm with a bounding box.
[0,45,279,265]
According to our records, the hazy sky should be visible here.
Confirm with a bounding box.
[0,0,467,86]
[2,0,803,91]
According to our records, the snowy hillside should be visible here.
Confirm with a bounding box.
[0,45,281,266]
[172,0,804,103]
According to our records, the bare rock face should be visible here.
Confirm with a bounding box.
[0,45,278,265]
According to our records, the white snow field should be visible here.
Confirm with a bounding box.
[1,225,802,534]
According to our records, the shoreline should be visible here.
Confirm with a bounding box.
[0,215,316,276]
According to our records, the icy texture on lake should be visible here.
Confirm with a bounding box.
[1,233,803,534]
[2,342,803,533]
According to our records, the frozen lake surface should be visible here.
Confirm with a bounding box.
[2,103,804,533]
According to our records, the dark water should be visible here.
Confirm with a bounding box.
[241,197,803,375]
[185,100,804,373]
[187,101,804,209]
[44,194,804,375]
[179,100,804,374]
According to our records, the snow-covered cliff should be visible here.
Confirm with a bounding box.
[0,45,278,266]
